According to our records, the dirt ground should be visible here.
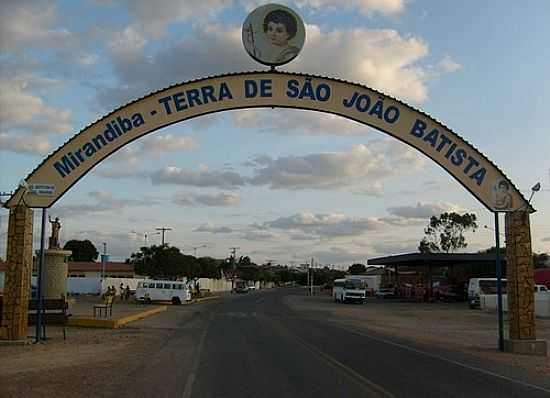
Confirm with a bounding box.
[283,293,550,377]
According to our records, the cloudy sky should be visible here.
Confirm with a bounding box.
[1,0,549,266]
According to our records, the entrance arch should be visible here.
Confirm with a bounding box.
[1,72,541,354]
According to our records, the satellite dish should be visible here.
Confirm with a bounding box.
[532,182,541,192]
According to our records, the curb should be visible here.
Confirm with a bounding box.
[191,296,220,304]
[68,306,167,329]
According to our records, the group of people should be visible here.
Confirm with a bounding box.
[102,284,131,301]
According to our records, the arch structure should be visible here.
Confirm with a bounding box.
[4,71,530,212]
[1,72,544,355]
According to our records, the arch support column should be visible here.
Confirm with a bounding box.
[0,204,34,341]
[504,211,547,355]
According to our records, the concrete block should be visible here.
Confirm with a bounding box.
[504,339,548,357]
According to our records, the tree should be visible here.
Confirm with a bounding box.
[348,263,366,275]
[418,212,478,253]
[533,252,549,269]
[63,239,99,261]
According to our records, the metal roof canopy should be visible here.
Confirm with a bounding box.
[367,252,504,267]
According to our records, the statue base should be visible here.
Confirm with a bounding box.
[37,249,72,300]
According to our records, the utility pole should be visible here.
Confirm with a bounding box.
[229,247,240,292]
[101,242,107,290]
[310,257,314,296]
[156,227,172,246]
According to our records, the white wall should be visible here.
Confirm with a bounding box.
[197,278,233,292]
[480,294,550,318]
[1,273,237,296]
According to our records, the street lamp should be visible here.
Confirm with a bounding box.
[527,182,541,205]
[192,244,207,257]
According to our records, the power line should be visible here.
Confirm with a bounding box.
[155,227,172,246]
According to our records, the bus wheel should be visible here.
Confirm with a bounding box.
[172,297,182,305]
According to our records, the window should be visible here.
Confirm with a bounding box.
[163,283,171,289]
[156,283,163,289]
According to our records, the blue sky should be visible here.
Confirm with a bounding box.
[1,0,549,265]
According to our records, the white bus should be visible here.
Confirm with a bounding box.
[135,280,191,305]
[333,278,367,304]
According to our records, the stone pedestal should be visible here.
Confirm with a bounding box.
[40,249,72,300]
[505,211,547,356]
[0,205,33,341]
[504,339,548,357]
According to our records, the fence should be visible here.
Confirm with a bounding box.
[480,293,550,318]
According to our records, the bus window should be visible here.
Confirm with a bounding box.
[173,284,183,290]
[156,283,163,289]
[164,283,171,289]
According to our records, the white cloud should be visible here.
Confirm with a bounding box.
[147,135,199,155]
[291,24,430,102]
[241,0,406,17]
[386,202,463,219]
[55,190,155,217]
[193,223,233,234]
[242,230,280,241]
[95,134,199,178]
[265,212,385,237]
[233,109,368,136]
[436,55,463,74]
[151,166,246,189]
[194,193,240,207]
[97,21,458,109]
[0,133,51,155]
[173,193,241,207]
[0,0,73,52]
[115,0,233,37]
[0,77,72,136]
[249,143,424,191]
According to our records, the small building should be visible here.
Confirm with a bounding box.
[367,252,505,301]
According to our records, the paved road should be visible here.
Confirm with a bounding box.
[125,289,550,398]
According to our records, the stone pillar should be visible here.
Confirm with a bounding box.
[504,211,547,356]
[0,205,33,341]
[42,249,72,299]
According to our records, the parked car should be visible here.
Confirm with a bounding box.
[375,288,395,299]
[535,284,549,293]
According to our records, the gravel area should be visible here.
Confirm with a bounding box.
[283,293,550,376]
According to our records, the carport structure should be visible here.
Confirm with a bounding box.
[367,252,505,300]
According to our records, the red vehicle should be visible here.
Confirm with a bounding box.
[535,268,550,289]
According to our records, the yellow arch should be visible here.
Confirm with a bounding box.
[4,71,530,212]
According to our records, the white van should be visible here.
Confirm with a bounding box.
[468,278,507,309]
[135,280,191,305]
[333,278,366,304]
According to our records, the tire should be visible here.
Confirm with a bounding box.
[172,297,182,305]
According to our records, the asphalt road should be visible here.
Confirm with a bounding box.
[124,288,550,398]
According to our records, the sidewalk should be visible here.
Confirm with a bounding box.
[67,296,167,328]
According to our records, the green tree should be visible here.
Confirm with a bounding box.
[418,212,478,253]
[348,263,366,275]
[63,239,99,261]
[533,252,549,269]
